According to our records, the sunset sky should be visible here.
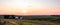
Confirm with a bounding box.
[0,0,60,15]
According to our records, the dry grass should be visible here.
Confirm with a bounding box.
[0,19,60,25]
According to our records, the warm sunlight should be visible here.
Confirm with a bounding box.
[21,10,27,14]
[0,0,60,15]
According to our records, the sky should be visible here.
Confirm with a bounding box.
[0,0,60,15]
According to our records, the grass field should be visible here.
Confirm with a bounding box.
[0,15,60,25]
[0,19,60,25]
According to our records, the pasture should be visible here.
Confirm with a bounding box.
[0,15,60,25]
[0,19,60,25]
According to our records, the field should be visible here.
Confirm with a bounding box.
[0,15,60,25]
[0,19,60,25]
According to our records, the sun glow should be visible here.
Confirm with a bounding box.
[21,10,27,14]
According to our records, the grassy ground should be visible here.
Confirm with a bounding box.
[0,19,60,25]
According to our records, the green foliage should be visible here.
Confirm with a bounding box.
[23,16,60,23]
